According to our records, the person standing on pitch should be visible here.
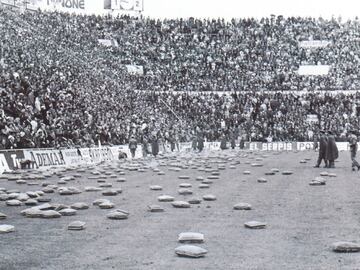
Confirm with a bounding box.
[128,135,137,159]
[151,132,159,157]
[197,130,204,152]
[326,131,339,168]
[348,130,360,171]
[230,128,236,149]
[220,133,228,150]
[141,136,149,158]
[191,133,197,151]
[314,130,328,168]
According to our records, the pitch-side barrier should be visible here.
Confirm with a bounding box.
[0,141,352,174]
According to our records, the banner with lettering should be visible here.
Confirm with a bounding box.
[0,153,10,174]
[78,147,115,163]
[0,150,25,171]
[110,0,143,11]
[23,0,111,15]
[245,142,296,151]
[23,149,66,168]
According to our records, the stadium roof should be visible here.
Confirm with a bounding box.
[143,0,360,19]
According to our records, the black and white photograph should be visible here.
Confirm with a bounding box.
[1,0,360,269]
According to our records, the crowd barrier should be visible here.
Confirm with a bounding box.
[0,141,353,174]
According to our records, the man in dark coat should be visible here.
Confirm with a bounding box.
[220,134,228,150]
[191,134,197,151]
[141,135,149,158]
[151,133,159,157]
[168,131,176,152]
[326,131,339,168]
[128,135,137,159]
[348,130,360,171]
[314,130,328,168]
[230,129,236,149]
[239,134,246,149]
[197,131,204,152]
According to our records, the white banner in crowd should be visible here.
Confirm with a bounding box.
[1,0,16,6]
[299,40,331,48]
[7,0,112,15]
[98,39,119,47]
[126,65,144,75]
[298,65,330,76]
[44,0,106,14]
[110,0,143,11]
[306,114,319,123]
[1,0,144,14]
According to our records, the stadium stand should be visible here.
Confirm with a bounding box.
[1,7,360,148]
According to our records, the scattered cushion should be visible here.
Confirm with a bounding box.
[244,221,266,229]
[309,177,326,186]
[188,198,202,204]
[41,210,61,219]
[175,245,207,258]
[147,205,164,212]
[99,201,115,209]
[233,203,252,210]
[203,195,216,201]
[179,183,192,188]
[85,186,102,192]
[178,232,204,243]
[107,209,129,220]
[172,201,191,208]
[257,178,267,183]
[332,242,360,252]
[158,195,175,202]
[251,163,263,167]
[93,199,110,206]
[68,221,86,230]
[24,199,38,206]
[178,189,193,195]
[0,224,15,234]
[71,202,89,210]
[6,199,22,206]
[102,190,119,196]
[150,185,163,191]
[59,208,77,216]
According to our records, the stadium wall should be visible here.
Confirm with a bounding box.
[0,141,352,174]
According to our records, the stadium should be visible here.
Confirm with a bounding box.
[1,0,360,269]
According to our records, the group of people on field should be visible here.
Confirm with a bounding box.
[314,130,339,168]
[315,129,360,170]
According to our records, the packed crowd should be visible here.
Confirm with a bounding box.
[1,6,360,149]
